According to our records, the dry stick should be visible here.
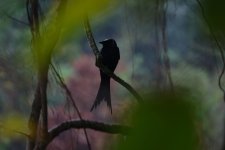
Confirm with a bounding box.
[27,85,42,150]
[47,119,131,145]
[50,64,92,150]
[83,17,143,103]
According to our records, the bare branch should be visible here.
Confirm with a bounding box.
[27,0,68,149]
[47,120,131,145]
[83,16,143,103]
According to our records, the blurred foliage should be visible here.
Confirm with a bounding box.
[0,113,27,138]
[204,0,225,32]
[0,0,224,150]
[115,90,200,150]
[32,0,117,69]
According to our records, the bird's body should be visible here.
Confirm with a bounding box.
[91,39,120,113]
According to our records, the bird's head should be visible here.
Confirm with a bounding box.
[99,39,117,47]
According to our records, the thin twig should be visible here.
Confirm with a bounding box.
[50,63,92,150]
[2,12,29,26]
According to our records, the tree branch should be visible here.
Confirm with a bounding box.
[26,0,43,149]
[47,120,131,145]
[27,0,68,149]
[83,16,143,103]
[27,85,41,150]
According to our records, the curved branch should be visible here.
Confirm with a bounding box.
[83,16,143,103]
[47,120,131,144]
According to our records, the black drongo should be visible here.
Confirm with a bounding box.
[90,39,120,113]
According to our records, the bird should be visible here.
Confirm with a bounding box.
[90,39,120,113]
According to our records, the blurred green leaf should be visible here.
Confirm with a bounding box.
[0,113,27,138]
[116,91,199,150]
[204,0,225,32]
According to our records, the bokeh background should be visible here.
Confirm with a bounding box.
[0,0,225,150]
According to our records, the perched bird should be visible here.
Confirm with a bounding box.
[91,39,120,113]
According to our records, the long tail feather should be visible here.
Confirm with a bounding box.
[90,78,112,113]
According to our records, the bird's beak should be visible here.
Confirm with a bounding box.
[99,41,104,44]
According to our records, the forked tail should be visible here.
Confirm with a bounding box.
[90,78,112,113]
